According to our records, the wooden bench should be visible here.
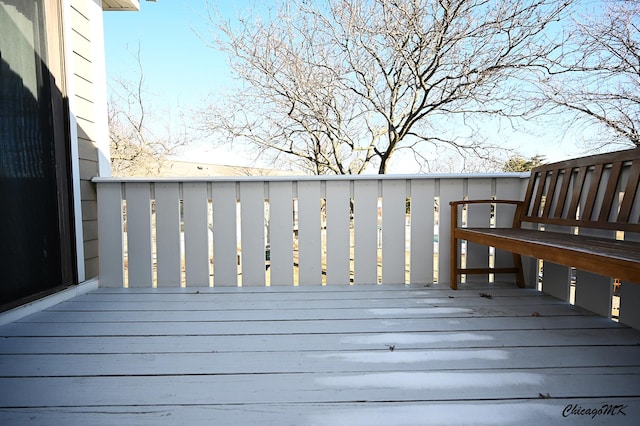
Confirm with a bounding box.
[450,147,640,290]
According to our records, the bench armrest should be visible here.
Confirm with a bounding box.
[450,199,525,228]
[449,199,523,206]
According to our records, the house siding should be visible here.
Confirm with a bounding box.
[68,0,104,280]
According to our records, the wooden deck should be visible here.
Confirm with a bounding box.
[1,282,640,425]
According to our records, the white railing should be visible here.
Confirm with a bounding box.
[94,174,529,288]
[94,173,640,328]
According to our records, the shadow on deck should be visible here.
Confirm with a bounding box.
[1,282,639,425]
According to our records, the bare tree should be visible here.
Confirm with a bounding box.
[109,48,190,176]
[502,154,546,172]
[535,0,639,149]
[201,0,573,174]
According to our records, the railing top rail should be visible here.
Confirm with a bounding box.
[92,172,530,184]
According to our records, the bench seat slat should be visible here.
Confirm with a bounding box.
[521,216,640,232]
[455,228,640,284]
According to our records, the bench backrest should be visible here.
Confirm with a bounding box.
[521,147,640,232]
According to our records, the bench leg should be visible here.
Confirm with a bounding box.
[450,235,458,290]
[513,253,526,288]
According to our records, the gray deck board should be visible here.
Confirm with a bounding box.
[3,346,640,376]
[0,399,636,426]
[2,328,640,354]
[0,316,619,337]
[1,283,639,425]
[21,304,586,322]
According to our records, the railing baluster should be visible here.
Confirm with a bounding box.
[125,182,153,287]
[495,177,531,286]
[211,182,238,287]
[381,180,407,285]
[239,182,266,286]
[465,178,493,283]
[353,180,378,285]
[155,182,181,287]
[297,181,322,285]
[573,228,615,317]
[183,182,209,287]
[620,232,640,329]
[439,178,464,286]
[409,179,435,285]
[97,182,124,287]
[325,180,351,285]
[540,260,572,300]
[269,181,294,286]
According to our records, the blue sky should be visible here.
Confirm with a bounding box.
[104,1,268,166]
[104,1,228,112]
[103,1,586,171]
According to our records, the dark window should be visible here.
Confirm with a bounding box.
[0,0,76,309]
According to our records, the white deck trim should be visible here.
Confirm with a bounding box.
[62,0,86,282]
[92,172,531,184]
[0,278,99,326]
[102,0,140,12]
[92,0,112,177]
